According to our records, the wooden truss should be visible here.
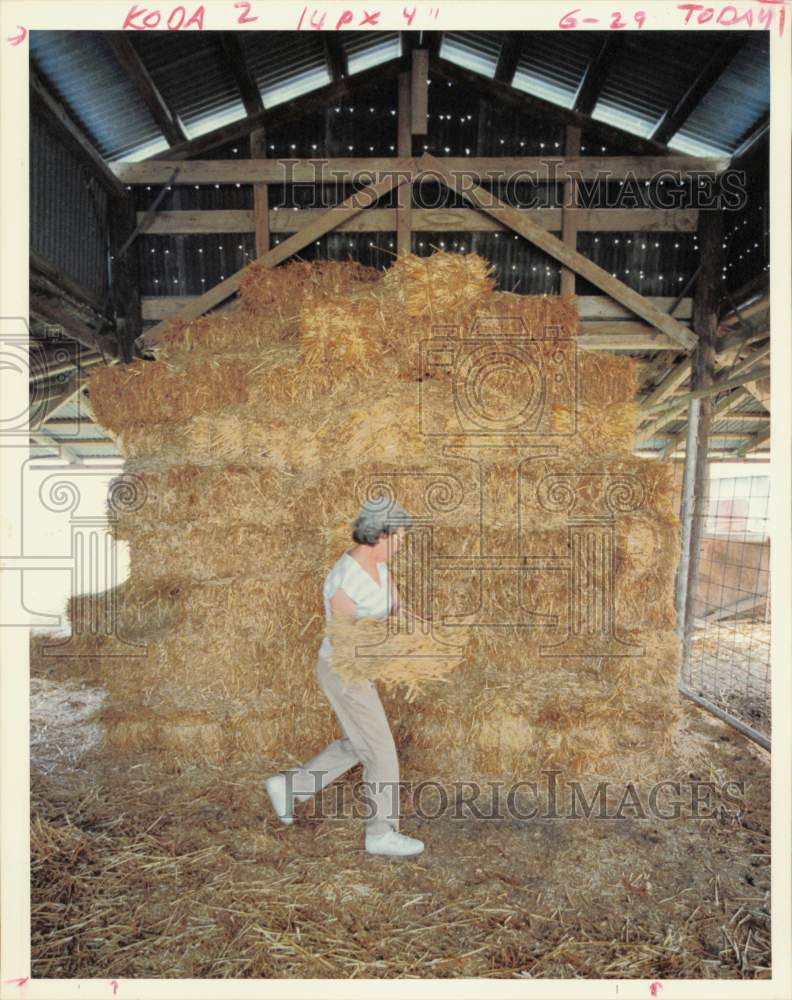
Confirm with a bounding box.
[32,39,770,462]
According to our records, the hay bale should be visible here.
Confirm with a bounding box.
[238,258,381,326]
[83,251,683,784]
[89,358,250,434]
[380,250,497,320]
[326,613,468,699]
[402,629,683,783]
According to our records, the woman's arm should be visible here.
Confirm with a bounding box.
[389,576,400,615]
[329,587,358,618]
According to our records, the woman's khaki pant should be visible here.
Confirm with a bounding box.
[285,653,400,837]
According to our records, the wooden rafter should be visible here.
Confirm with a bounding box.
[29,349,104,384]
[736,428,771,457]
[30,431,84,465]
[743,372,771,413]
[577,328,683,351]
[573,36,624,116]
[494,34,524,85]
[143,294,693,323]
[323,34,349,82]
[146,55,409,161]
[138,164,416,351]
[643,362,771,419]
[218,34,264,115]
[31,251,105,314]
[418,153,697,350]
[106,34,187,145]
[651,36,747,145]
[31,373,92,427]
[637,333,769,442]
[658,388,759,458]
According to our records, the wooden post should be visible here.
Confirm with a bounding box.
[471,98,490,262]
[675,398,700,637]
[396,73,412,257]
[250,128,270,258]
[560,125,581,296]
[410,50,429,135]
[682,208,723,662]
[108,193,141,362]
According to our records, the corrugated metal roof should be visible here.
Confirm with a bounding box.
[30,29,769,163]
[239,31,330,106]
[344,31,402,74]
[30,31,167,161]
[672,32,769,155]
[440,32,503,78]
[592,32,724,138]
[131,33,247,139]
[514,32,603,108]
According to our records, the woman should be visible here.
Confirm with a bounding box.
[264,498,424,857]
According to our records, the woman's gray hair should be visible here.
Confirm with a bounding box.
[352,497,413,545]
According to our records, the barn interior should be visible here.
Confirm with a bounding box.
[27,29,772,980]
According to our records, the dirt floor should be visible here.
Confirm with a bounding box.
[30,652,771,980]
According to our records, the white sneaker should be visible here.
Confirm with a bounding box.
[365,828,424,857]
[264,773,294,825]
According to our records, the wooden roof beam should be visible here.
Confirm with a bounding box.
[658,388,760,457]
[730,111,770,165]
[494,34,524,85]
[114,156,727,185]
[218,33,265,115]
[572,35,625,116]
[643,355,771,419]
[651,35,747,145]
[30,431,85,465]
[323,34,349,82]
[106,34,188,145]
[736,428,771,457]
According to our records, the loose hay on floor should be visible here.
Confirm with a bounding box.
[29,674,771,980]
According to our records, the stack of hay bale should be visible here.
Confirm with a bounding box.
[81,250,683,791]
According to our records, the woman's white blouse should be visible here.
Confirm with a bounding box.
[318,551,393,661]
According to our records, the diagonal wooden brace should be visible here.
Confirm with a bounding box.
[137,162,417,352]
[417,153,698,352]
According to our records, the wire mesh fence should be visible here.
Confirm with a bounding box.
[679,463,771,747]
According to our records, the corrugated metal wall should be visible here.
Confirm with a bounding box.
[30,111,110,297]
[135,72,767,305]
